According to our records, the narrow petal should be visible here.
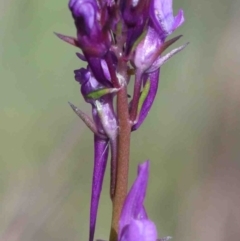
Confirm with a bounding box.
[89,136,109,241]
[150,0,184,38]
[173,9,184,31]
[132,70,159,131]
[119,161,150,234]
[101,59,111,81]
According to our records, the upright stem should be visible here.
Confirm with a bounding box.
[105,52,131,241]
[110,84,131,241]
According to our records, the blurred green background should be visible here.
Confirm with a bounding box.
[1,0,240,240]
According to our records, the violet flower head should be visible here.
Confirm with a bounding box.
[119,161,171,241]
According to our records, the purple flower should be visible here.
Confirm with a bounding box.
[74,66,118,139]
[133,0,185,73]
[69,0,111,57]
[131,0,187,130]
[120,0,151,53]
[119,161,170,241]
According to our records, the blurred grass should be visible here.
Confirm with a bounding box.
[0,0,240,240]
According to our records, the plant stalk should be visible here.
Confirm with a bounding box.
[110,84,131,241]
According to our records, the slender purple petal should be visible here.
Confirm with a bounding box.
[119,161,149,234]
[150,0,184,39]
[101,59,111,81]
[119,161,160,241]
[132,70,159,131]
[173,9,184,31]
[121,0,151,53]
[89,135,109,241]
[69,0,111,57]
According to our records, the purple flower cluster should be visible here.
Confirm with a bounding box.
[57,0,186,240]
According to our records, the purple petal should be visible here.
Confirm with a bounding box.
[126,25,145,54]
[173,9,184,31]
[101,60,111,81]
[87,57,113,87]
[133,27,162,72]
[120,219,158,241]
[69,0,98,35]
[121,0,149,26]
[121,0,151,53]
[119,161,150,234]
[132,70,160,131]
[150,0,184,38]
[69,0,111,57]
[89,135,109,241]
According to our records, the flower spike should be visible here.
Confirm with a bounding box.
[58,0,188,240]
